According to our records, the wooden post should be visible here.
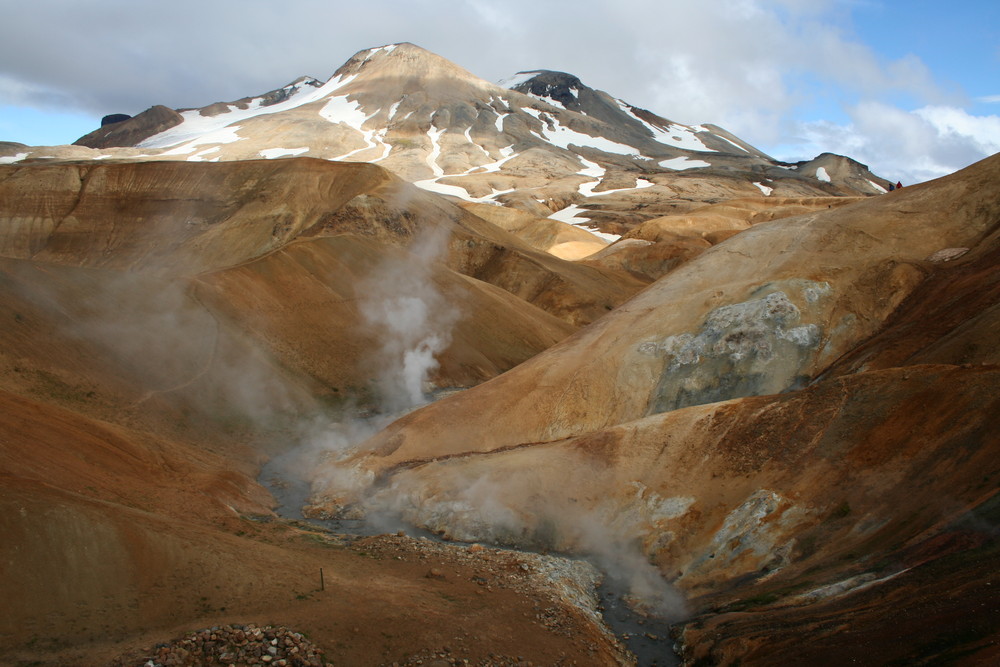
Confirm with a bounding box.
[320,567,325,591]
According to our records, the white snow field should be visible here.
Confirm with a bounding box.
[138,73,358,150]
[259,147,310,159]
[659,156,711,170]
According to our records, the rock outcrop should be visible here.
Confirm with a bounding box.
[74,105,183,148]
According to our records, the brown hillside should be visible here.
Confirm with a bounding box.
[308,154,1000,663]
[324,154,1000,479]
[0,158,636,665]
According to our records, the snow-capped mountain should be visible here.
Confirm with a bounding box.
[60,43,890,236]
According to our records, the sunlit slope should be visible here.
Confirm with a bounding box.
[5,42,889,244]
[331,153,1000,475]
[307,152,1000,664]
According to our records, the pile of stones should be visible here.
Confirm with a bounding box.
[119,624,331,666]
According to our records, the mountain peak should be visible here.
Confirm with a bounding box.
[500,70,588,112]
[331,42,482,85]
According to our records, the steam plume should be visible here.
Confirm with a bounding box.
[357,224,459,413]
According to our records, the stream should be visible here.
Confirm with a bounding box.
[259,448,681,666]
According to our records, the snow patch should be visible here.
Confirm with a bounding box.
[753,181,774,196]
[259,147,310,159]
[816,167,831,182]
[161,125,244,155]
[713,134,751,153]
[659,156,711,170]
[498,71,541,88]
[585,178,655,197]
[319,95,369,128]
[371,130,392,161]
[0,152,29,164]
[186,146,222,161]
[575,157,655,197]
[575,157,605,196]
[867,179,888,194]
[361,44,398,63]
[549,204,621,242]
[577,157,604,179]
[526,93,567,111]
[414,126,519,203]
[413,180,473,199]
[414,125,471,199]
[472,145,518,174]
[322,98,389,161]
[424,126,446,177]
[139,73,358,149]
[617,100,716,152]
[531,111,639,156]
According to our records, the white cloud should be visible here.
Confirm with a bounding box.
[0,0,990,182]
[787,103,1000,184]
[0,74,76,108]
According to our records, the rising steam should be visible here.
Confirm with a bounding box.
[281,221,685,620]
[357,224,459,413]
[364,454,689,619]
[273,222,462,511]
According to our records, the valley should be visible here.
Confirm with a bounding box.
[1,42,998,666]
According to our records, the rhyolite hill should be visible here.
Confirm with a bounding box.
[14,43,887,248]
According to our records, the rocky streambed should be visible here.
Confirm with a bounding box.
[112,624,327,667]
[259,450,681,666]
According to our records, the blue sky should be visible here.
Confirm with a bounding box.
[853,0,998,110]
[1,0,997,183]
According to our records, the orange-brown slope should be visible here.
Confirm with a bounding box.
[0,157,623,664]
[194,234,576,404]
[0,158,648,327]
[625,196,864,245]
[363,365,999,582]
[818,223,1000,375]
[0,255,328,448]
[318,153,1000,486]
[577,197,869,283]
[0,391,621,667]
[459,201,609,260]
[0,159,387,274]
[304,168,649,326]
[305,155,1000,662]
[318,362,1000,663]
[0,156,640,416]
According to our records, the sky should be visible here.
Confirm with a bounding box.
[1,0,997,184]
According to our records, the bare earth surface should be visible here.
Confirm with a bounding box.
[2,49,998,663]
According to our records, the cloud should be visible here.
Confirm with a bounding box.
[0,0,989,179]
[787,103,1000,184]
[0,2,944,118]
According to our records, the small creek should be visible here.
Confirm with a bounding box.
[258,399,680,666]
[260,458,681,666]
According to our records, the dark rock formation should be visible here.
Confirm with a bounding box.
[74,105,182,149]
[509,70,586,112]
[100,113,132,126]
